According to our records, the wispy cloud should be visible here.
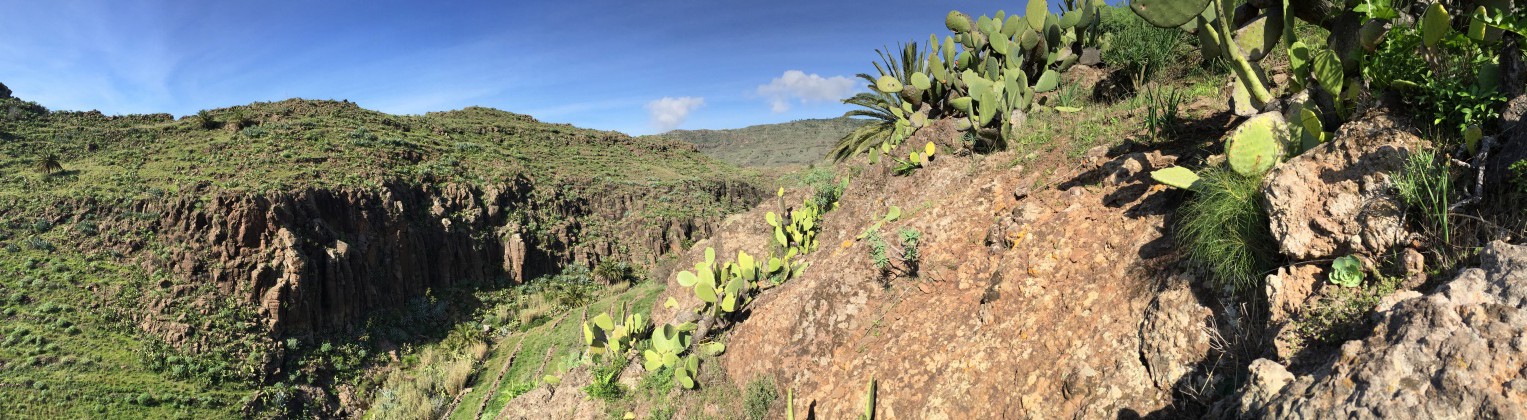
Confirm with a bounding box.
[645,96,705,132]
[755,70,857,113]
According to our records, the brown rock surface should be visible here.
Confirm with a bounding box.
[1262,112,1427,260]
[1238,241,1527,419]
[653,120,1219,418]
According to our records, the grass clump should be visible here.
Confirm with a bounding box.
[1097,6,1185,84]
[1176,168,1278,294]
[742,377,778,420]
[1393,150,1453,247]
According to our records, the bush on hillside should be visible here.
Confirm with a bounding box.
[1097,6,1186,84]
[1176,168,1278,294]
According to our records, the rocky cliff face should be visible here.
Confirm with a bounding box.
[58,177,759,343]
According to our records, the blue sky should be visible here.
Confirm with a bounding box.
[1,1,1065,135]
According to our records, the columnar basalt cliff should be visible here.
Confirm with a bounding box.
[108,178,760,341]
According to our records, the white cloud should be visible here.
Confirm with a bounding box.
[645,96,705,132]
[756,70,857,113]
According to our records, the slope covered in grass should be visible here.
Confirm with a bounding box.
[658,117,867,168]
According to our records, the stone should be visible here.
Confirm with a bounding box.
[1078,47,1102,66]
[1139,278,1213,390]
[1262,112,1425,260]
[1264,265,1324,324]
[1401,247,1426,288]
[1236,241,1527,419]
[0,82,10,99]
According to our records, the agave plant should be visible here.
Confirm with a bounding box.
[831,42,928,162]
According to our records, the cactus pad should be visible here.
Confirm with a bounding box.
[1422,3,1450,48]
[1150,166,1201,190]
[1026,0,1048,30]
[1225,112,1288,176]
[946,10,973,33]
[875,75,904,93]
[1034,70,1059,92]
[1310,47,1342,95]
[1129,0,1212,28]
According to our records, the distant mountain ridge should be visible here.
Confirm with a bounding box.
[659,117,867,168]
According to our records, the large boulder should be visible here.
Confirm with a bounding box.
[0,82,11,99]
[1237,241,1527,419]
[1262,113,1426,260]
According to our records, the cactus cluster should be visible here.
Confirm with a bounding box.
[642,322,700,389]
[767,199,826,259]
[893,142,938,175]
[927,0,1102,148]
[677,248,759,318]
[583,310,651,358]
[847,0,1102,163]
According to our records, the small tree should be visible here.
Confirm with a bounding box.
[36,153,62,176]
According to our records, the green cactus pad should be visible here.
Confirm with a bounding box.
[951,96,973,113]
[1225,112,1288,176]
[1297,107,1325,152]
[1310,47,1343,95]
[1150,166,1201,190]
[1060,9,1082,29]
[1026,0,1048,30]
[1233,16,1279,62]
[1129,0,1212,28]
[1002,15,1024,36]
[591,313,614,331]
[1421,3,1450,48]
[700,342,726,357]
[677,270,698,287]
[977,96,998,126]
[946,10,973,33]
[875,75,904,94]
[1034,70,1059,92]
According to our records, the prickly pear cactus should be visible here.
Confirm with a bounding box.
[1225,112,1288,176]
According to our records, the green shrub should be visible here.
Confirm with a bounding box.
[1141,85,1184,140]
[1394,150,1453,245]
[1175,168,1277,294]
[1098,6,1185,83]
[1366,26,1508,135]
[743,377,778,420]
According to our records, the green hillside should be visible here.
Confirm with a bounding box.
[657,117,867,168]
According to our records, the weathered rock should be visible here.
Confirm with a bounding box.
[1139,278,1213,390]
[1078,47,1102,66]
[1262,112,1425,260]
[1264,264,1325,324]
[1237,241,1527,419]
[0,82,11,99]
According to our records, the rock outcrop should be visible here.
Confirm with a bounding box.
[53,177,759,343]
[698,120,1214,418]
[1262,112,1427,260]
[1237,241,1527,419]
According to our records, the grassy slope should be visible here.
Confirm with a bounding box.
[0,96,759,418]
[657,117,867,168]
[0,99,751,204]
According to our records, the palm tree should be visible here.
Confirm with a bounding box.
[831,42,928,162]
[36,153,62,176]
